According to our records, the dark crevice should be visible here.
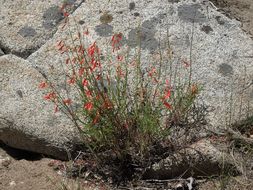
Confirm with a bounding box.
[0,43,7,56]
[0,141,42,161]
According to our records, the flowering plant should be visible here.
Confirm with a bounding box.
[39,8,200,166]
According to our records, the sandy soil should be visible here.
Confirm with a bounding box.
[0,1,253,190]
[0,142,64,190]
[0,142,108,190]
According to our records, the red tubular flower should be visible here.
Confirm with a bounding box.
[165,79,170,86]
[65,58,70,64]
[63,99,72,105]
[63,11,69,17]
[93,111,100,124]
[79,58,85,65]
[39,81,47,89]
[117,55,123,61]
[85,90,92,98]
[57,42,67,54]
[96,74,101,80]
[54,104,59,113]
[78,67,85,76]
[88,47,94,57]
[84,29,89,35]
[84,102,93,111]
[57,40,63,47]
[90,57,95,65]
[89,57,100,72]
[58,44,65,51]
[90,62,97,72]
[163,101,172,110]
[72,57,77,64]
[78,45,84,54]
[148,67,156,77]
[82,79,88,87]
[163,88,171,100]
[112,33,122,42]
[44,92,56,100]
[111,33,123,52]
[68,77,76,84]
[88,42,99,57]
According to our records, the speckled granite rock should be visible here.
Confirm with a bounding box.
[143,140,241,179]
[0,55,83,160]
[143,140,240,179]
[27,0,253,129]
[0,0,83,58]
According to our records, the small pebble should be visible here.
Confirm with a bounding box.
[9,181,16,186]
[57,170,63,176]
[0,157,11,167]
